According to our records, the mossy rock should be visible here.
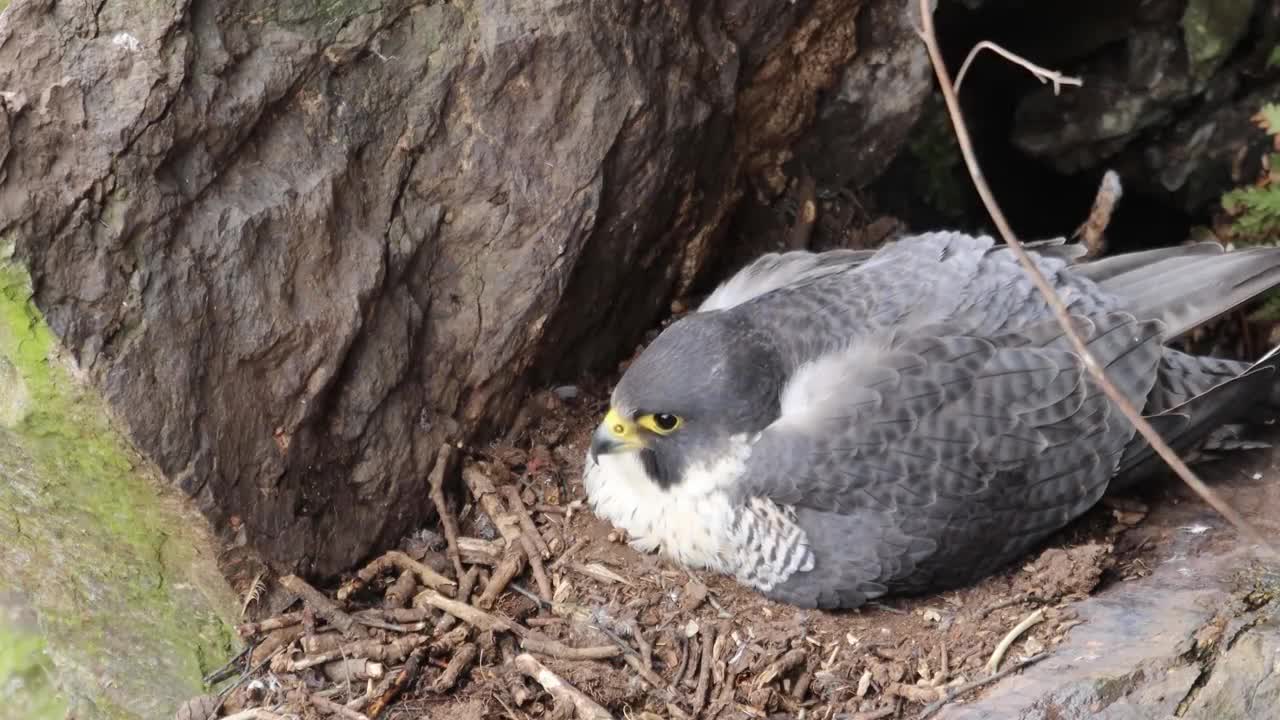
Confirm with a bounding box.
[0,262,240,719]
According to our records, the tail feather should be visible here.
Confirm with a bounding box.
[1091,245,1280,339]
[1112,344,1280,488]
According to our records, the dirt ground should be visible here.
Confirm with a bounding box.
[191,307,1280,720]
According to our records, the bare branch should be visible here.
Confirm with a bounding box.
[915,0,1278,557]
[954,40,1083,95]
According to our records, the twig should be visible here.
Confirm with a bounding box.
[280,575,368,639]
[208,647,287,719]
[251,627,303,668]
[357,617,427,634]
[753,648,807,689]
[503,486,551,557]
[888,683,945,703]
[521,636,622,660]
[515,653,616,720]
[413,588,523,636]
[692,626,715,713]
[428,625,471,656]
[477,542,528,609]
[463,465,522,544]
[1074,169,1122,258]
[311,693,372,720]
[238,612,304,637]
[915,653,1049,720]
[278,635,428,672]
[632,623,654,673]
[457,536,505,566]
[515,528,554,602]
[984,608,1044,674]
[356,607,432,624]
[429,445,467,580]
[384,569,417,609]
[436,566,481,634]
[915,0,1278,558]
[621,652,675,696]
[322,658,385,683]
[953,40,1083,96]
[220,710,289,720]
[850,708,897,720]
[337,550,455,601]
[549,537,589,571]
[432,643,479,692]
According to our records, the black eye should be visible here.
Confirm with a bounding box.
[653,413,679,431]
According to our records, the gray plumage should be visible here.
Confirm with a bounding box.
[583,231,1280,609]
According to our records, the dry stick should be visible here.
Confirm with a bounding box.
[207,647,288,720]
[238,611,304,637]
[521,636,622,660]
[915,0,1278,558]
[356,607,432,623]
[549,537,589,572]
[915,653,1050,720]
[477,542,528,609]
[514,526,554,601]
[435,566,481,634]
[311,693,372,720]
[221,710,290,720]
[458,535,505,559]
[428,625,471,656]
[503,486,552,557]
[432,643,479,692]
[754,648,808,689]
[280,635,428,672]
[429,445,467,580]
[692,626,716,713]
[251,625,305,665]
[280,574,368,639]
[365,647,426,719]
[414,588,524,636]
[631,622,654,673]
[953,40,1083,95]
[515,653,616,720]
[1075,169,1122,259]
[338,550,456,601]
[984,608,1044,674]
[464,464,550,602]
[384,569,417,609]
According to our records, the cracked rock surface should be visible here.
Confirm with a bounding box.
[0,0,925,577]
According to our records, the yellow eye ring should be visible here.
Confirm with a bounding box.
[639,413,682,434]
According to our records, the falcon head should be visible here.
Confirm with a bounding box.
[588,313,782,488]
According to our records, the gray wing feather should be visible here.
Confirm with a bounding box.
[737,311,1165,608]
[698,249,875,312]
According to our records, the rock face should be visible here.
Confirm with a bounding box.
[0,0,927,577]
[1,262,238,720]
[1010,0,1279,217]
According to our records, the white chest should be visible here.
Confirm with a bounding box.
[582,450,739,574]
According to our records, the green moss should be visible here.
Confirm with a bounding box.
[1181,0,1255,83]
[0,262,239,719]
[0,606,68,720]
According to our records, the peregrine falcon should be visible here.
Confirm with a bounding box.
[583,231,1280,609]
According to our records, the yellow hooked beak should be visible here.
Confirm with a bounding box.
[589,408,647,460]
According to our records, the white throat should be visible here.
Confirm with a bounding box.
[581,438,752,574]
